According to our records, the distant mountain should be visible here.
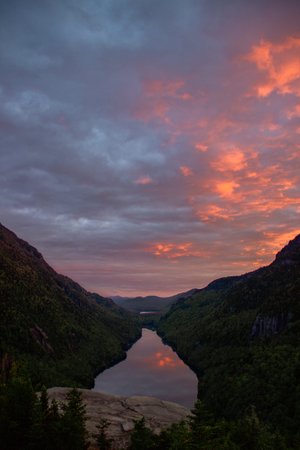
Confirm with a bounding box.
[158,234,300,441]
[112,289,199,313]
[0,223,141,387]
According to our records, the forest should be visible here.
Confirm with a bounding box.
[157,236,300,448]
[0,366,287,450]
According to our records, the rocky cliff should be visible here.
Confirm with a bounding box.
[274,234,300,265]
[47,388,190,449]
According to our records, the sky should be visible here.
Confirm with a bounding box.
[1,0,300,297]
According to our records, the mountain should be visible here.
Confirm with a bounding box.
[112,289,199,313]
[157,234,300,443]
[0,223,141,387]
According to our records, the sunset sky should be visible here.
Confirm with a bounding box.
[1,0,300,296]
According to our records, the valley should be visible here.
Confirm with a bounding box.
[1,223,300,448]
[157,234,300,445]
[93,328,198,408]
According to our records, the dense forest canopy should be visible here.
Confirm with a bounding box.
[0,223,141,388]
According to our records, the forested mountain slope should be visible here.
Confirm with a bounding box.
[0,223,141,387]
[158,235,300,443]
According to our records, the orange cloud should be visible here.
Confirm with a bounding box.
[145,79,192,100]
[135,175,154,185]
[211,149,247,172]
[246,37,300,97]
[197,204,231,222]
[135,79,192,124]
[132,39,300,286]
[147,242,203,259]
[215,180,240,198]
[263,230,300,251]
[180,165,193,176]
[195,143,208,152]
[287,104,300,119]
[240,229,300,269]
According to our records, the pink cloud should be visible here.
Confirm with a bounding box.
[210,148,248,172]
[180,165,193,177]
[194,143,208,152]
[214,180,240,199]
[146,242,204,259]
[246,37,300,97]
[135,78,192,124]
[135,175,154,185]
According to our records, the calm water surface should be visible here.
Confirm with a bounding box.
[93,328,198,408]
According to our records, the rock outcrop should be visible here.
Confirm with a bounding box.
[250,312,292,339]
[274,234,300,265]
[47,387,190,449]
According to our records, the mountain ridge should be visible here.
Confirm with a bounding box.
[274,234,300,265]
[157,232,300,442]
[0,222,141,387]
[112,289,200,313]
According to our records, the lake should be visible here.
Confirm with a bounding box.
[93,328,198,408]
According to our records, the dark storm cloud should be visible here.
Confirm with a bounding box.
[1,0,300,295]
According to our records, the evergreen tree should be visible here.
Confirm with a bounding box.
[129,417,156,450]
[28,389,64,450]
[60,388,89,450]
[28,387,49,449]
[47,399,64,449]
[0,366,36,450]
[189,400,237,449]
[95,419,112,450]
[232,406,287,450]
[156,421,190,450]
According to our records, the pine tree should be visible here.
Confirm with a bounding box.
[0,366,36,450]
[95,419,112,450]
[47,399,64,449]
[28,388,65,450]
[28,387,49,449]
[189,400,237,449]
[156,421,191,450]
[60,388,89,450]
[233,406,287,450]
[129,417,156,450]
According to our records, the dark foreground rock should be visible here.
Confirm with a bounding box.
[47,387,190,449]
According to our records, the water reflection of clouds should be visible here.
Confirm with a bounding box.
[132,331,188,372]
[93,328,197,408]
[154,351,184,368]
[138,331,186,369]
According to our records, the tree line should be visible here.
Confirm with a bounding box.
[0,365,289,450]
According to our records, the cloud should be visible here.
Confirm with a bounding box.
[135,175,154,185]
[210,149,248,172]
[4,90,60,124]
[214,181,240,199]
[146,242,204,259]
[180,166,193,177]
[1,0,300,296]
[195,143,208,152]
[246,37,300,97]
[197,205,231,222]
[135,79,191,124]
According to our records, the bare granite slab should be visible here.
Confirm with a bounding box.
[47,387,190,449]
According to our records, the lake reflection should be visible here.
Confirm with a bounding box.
[93,328,198,408]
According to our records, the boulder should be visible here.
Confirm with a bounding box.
[47,387,190,449]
